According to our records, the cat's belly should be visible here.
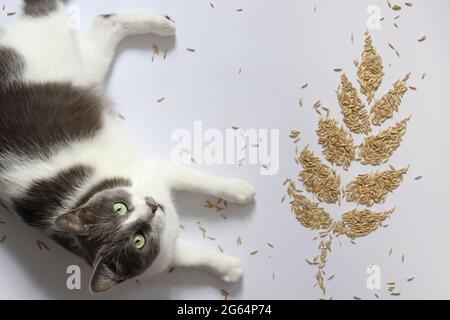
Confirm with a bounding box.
[0,8,82,84]
[0,82,106,170]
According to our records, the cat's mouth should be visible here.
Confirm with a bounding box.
[145,196,164,214]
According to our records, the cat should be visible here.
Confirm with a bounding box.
[0,0,256,294]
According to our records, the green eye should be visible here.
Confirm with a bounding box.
[113,202,128,215]
[133,234,146,249]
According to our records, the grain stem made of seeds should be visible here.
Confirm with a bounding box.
[285,29,413,298]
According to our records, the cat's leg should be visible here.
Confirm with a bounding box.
[158,162,256,204]
[172,240,243,283]
[81,13,176,84]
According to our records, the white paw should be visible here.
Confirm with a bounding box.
[152,14,176,36]
[222,179,256,204]
[217,256,243,283]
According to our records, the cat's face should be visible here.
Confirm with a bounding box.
[55,188,164,293]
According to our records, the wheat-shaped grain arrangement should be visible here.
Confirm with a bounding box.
[286,31,411,298]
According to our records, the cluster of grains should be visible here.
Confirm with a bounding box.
[345,166,409,206]
[289,192,333,230]
[358,117,410,165]
[337,74,371,134]
[298,147,341,203]
[333,208,394,239]
[371,74,410,125]
[316,117,356,170]
[386,281,402,296]
[357,31,384,104]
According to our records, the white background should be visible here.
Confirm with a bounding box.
[1,0,450,300]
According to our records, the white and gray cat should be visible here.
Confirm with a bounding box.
[0,0,255,293]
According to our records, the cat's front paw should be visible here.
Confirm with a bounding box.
[151,14,176,36]
[217,256,243,283]
[221,179,256,204]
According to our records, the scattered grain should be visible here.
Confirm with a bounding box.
[36,240,50,251]
[417,35,426,42]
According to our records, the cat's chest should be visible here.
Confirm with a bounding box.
[0,117,135,212]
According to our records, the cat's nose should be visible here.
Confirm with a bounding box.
[145,197,159,214]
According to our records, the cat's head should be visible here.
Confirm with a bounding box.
[55,182,164,293]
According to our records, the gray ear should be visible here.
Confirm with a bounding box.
[55,208,90,235]
[90,259,118,294]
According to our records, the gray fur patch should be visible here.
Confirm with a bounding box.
[23,0,59,17]
[0,82,106,169]
[13,165,93,229]
[0,47,24,87]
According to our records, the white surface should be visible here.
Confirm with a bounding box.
[1,0,450,300]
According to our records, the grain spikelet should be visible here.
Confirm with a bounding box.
[298,147,341,203]
[337,74,371,134]
[333,208,394,238]
[371,74,410,126]
[357,31,384,104]
[316,117,356,170]
[345,166,409,206]
[359,117,410,165]
[289,192,333,230]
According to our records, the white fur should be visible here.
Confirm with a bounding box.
[0,3,255,285]
[0,3,81,83]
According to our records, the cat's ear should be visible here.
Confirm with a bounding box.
[90,259,118,293]
[55,208,91,235]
